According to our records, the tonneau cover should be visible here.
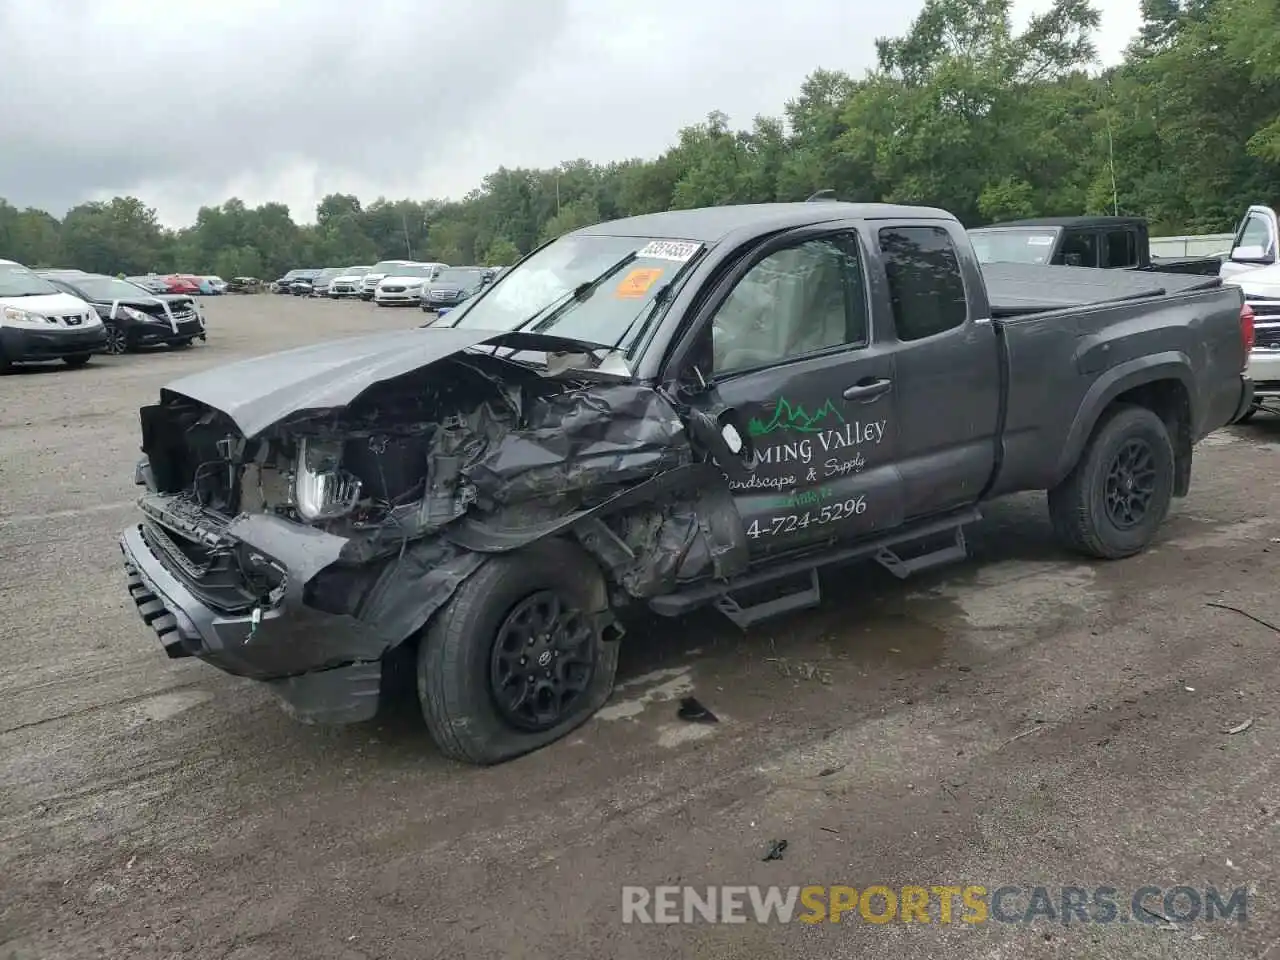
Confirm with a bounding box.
[982,262,1223,317]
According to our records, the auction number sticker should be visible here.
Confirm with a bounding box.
[637,240,702,262]
[1026,235,1056,246]
[616,267,664,298]
[746,496,867,539]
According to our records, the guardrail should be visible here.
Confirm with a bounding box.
[1150,233,1235,258]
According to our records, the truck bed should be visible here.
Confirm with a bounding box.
[982,263,1223,318]
[982,262,1246,502]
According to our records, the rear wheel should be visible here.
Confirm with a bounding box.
[417,539,619,765]
[62,354,92,368]
[1048,404,1175,559]
[102,322,128,355]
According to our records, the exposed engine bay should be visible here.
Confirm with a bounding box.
[135,351,749,619]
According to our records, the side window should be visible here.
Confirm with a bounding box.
[1239,214,1272,250]
[876,226,968,341]
[1059,230,1099,267]
[711,235,868,376]
[1103,229,1137,268]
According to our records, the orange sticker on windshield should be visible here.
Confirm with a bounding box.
[615,267,663,298]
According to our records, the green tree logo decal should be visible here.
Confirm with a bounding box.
[748,397,845,436]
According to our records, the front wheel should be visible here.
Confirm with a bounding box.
[168,339,193,349]
[1048,404,1175,559]
[102,321,129,355]
[417,539,619,765]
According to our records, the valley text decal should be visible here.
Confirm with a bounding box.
[729,396,886,493]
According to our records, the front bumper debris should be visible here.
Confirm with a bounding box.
[119,510,390,723]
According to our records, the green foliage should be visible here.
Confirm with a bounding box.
[483,237,521,266]
[4,0,1279,275]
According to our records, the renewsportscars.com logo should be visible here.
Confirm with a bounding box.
[621,885,1249,925]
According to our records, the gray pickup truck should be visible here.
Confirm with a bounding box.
[970,216,1224,275]
[120,201,1255,765]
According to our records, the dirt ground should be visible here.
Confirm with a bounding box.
[3,294,1280,959]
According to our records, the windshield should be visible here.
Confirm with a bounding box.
[0,263,61,297]
[371,261,411,274]
[71,276,154,300]
[969,227,1060,265]
[436,268,487,286]
[443,234,703,350]
[342,266,371,276]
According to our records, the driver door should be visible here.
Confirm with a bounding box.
[684,225,907,558]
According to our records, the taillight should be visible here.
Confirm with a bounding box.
[1241,302,1256,359]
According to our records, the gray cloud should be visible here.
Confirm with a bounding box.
[0,0,1140,227]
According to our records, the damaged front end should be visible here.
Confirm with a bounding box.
[120,328,749,723]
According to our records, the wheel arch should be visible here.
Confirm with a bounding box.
[1052,355,1195,496]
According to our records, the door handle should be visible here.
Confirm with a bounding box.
[843,378,892,401]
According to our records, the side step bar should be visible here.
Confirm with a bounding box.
[649,507,981,628]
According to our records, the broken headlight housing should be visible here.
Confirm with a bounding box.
[293,438,362,521]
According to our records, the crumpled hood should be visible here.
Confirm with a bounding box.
[159,326,622,438]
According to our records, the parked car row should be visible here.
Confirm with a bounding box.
[0,258,207,370]
[127,274,227,296]
[268,260,507,311]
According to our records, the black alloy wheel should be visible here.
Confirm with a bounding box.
[102,322,128,355]
[488,590,597,732]
[1103,437,1157,530]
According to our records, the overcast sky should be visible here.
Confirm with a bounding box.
[0,0,1142,228]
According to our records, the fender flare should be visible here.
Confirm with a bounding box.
[1050,351,1196,487]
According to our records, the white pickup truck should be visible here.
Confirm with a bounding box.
[1220,204,1280,420]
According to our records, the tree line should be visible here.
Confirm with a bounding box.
[2,0,1277,281]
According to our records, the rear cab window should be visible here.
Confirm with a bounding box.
[1103,229,1138,268]
[876,226,969,341]
[1059,230,1099,267]
[969,227,1059,265]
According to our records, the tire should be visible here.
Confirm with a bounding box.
[1235,401,1262,424]
[62,354,92,368]
[417,538,619,765]
[168,339,193,349]
[102,321,129,355]
[1047,403,1175,560]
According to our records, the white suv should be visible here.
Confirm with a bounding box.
[0,259,106,369]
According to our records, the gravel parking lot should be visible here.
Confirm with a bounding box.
[4,294,1280,959]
